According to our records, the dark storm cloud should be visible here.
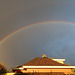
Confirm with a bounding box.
[1,0,75,69]
[1,0,75,40]
[1,23,75,69]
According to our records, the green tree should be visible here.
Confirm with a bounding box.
[66,63,70,66]
[72,68,75,72]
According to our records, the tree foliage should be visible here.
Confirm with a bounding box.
[66,63,70,66]
[0,62,8,74]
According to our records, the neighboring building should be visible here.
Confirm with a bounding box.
[52,59,65,64]
[12,54,75,74]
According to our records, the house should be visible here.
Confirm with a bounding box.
[12,54,75,74]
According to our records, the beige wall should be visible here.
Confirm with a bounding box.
[3,73,15,75]
[55,61,64,64]
[21,68,72,74]
[52,59,65,64]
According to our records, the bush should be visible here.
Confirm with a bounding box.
[0,62,8,74]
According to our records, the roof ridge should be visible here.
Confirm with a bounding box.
[20,57,68,67]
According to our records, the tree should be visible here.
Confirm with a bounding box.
[51,57,55,59]
[0,62,8,74]
[66,63,70,66]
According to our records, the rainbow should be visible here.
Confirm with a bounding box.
[0,21,75,44]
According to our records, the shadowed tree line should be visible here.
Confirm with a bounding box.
[0,62,9,74]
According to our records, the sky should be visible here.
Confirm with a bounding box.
[0,0,75,69]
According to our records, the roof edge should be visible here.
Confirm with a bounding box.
[21,66,75,69]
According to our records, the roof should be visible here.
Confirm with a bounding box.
[22,66,75,69]
[21,57,68,67]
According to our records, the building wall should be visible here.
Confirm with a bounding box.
[3,73,15,75]
[21,68,72,74]
[52,59,65,64]
[56,61,64,64]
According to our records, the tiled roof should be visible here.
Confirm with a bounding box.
[21,57,68,66]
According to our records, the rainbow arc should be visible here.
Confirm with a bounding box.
[0,21,75,44]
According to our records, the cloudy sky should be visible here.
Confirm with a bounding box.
[0,0,75,69]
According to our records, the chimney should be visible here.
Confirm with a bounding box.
[42,54,46,58]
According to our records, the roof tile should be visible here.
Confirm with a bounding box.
[21,57,68,66]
